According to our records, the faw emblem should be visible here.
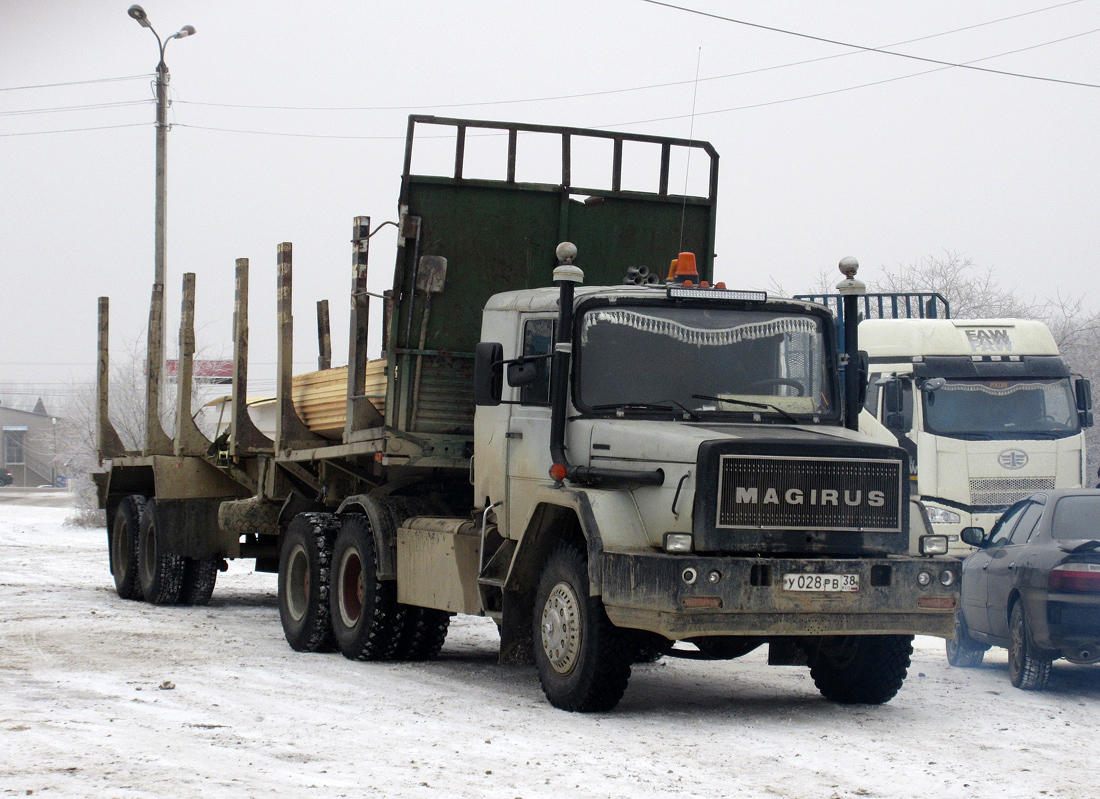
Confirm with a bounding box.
[998,449,1029,469]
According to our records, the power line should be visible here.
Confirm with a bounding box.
[0,100,150,118]
[0,74,152,92]
[0,122,150,138]
[603,24,1100,128]
[172,0,1088,113]
[639,0,1100,90]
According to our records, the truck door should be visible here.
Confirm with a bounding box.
[505,318,556,539]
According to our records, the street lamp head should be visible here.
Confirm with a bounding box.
[127,4,151,28]
[174,25,196,39]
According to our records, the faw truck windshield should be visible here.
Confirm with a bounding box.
[576,303,836,419]
[921,378,1080,439]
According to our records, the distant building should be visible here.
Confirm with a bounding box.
[1,400,61,487]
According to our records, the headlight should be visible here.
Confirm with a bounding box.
[920,535,949,556]
[664,533,693,553]
[926,506,961,525]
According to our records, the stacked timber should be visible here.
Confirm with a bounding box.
[291,359,387,440]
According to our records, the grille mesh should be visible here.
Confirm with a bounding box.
[717,456,902,531]
[969,477,1055,506]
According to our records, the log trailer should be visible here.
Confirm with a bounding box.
[96,116,959,711]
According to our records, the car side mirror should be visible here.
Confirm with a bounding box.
[474,342,504,406]
[960,526,986,548]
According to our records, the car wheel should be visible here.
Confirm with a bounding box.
[945,612,988,668]
[1009,602,1052,690]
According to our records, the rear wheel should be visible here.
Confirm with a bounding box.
[109,495,146,600]
[181,557,220,606]
[278,512,339,652]
[534,540,632,712]
[1009,603,1052,690]
[809,635,913,704]
[945,612,988,668]
[330,513,405,660]
[138,499,185,605]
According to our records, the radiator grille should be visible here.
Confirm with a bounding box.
[969,477,1055,506]
[717,455,902,532]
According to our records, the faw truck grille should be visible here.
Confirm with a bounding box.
[716,455,903,532]
[970,477,1055,506]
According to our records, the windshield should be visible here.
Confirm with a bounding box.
[921,378,1079,438]
[576,304,835,418]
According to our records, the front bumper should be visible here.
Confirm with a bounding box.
[601,550,959,640]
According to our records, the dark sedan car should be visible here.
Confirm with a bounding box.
[946,489,1100,689]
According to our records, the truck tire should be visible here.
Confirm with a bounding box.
[394,608,451,661]
[533,540,632,712]
[808,635,913,704]
[181,557,220,607]
[330,513,406,660]
[138,499,185,605]
[945,612,987,668]
[109,494,146,600]
[1009,603,1052,690]
[278,512,339,652]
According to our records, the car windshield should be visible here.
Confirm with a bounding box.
[1051,495,1100,540]
[576,304,835,417]
[921,378,1079,438]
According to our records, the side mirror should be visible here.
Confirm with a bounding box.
[856,351,869,407]
[960,526,985,548]
[881,379,911,433]
[1076,377,1093,428]
[507,358,543,388]
[474,342,504,407]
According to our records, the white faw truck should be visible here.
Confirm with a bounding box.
[858,317,1093,555]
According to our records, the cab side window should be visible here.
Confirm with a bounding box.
[520,319,554,406]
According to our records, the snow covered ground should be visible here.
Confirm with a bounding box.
[2,490,1098,799]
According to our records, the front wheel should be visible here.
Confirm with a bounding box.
[945,612,988,668]
[1009,603,1052,690]
[533,540,632,712]
[809,635,913,704]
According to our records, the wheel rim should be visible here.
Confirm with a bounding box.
[338,547,364,628]
[111,517,129,579]
[286,544,310,622]
[541,581,582,675]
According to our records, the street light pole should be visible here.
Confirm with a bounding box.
[127,5,194,453]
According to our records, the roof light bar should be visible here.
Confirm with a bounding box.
[668,286,767,302]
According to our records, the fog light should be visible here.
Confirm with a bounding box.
[707,570,722,585]
[664,533,693,553]
[682,567,698,585]
[920,535,949,556]
[917,570,932,586]
[940,569,956,587]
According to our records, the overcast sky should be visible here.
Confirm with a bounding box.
[3,0,1099,410]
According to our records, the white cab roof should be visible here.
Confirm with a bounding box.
[859,318,1059,358]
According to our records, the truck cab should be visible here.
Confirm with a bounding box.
[860,318,1092,555]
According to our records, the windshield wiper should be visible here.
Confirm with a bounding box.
[591,401,699,421]
[691,394,799,424]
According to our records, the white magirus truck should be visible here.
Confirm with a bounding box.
[95,116,959,713]
[796,292,1094,557]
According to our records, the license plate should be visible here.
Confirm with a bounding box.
[782,573,859,592]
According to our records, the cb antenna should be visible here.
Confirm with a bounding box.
[679,46,702,254]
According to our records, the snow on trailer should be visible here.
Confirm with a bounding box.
[94,116,958,712]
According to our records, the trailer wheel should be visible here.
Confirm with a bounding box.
[809,634,913,705]
[330,513,405,660]
[138,499,185,605]
[1009,603,1052,690]
[278,512,339,652]
[394,608,452,661]
[109,494,146,600]
[181,557,220,607]
[945,612,988,668]
[533,540,632,712]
